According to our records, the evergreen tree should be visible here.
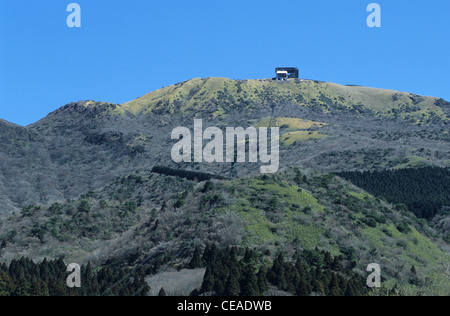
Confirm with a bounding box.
[202,244,211,265]
[240,266,259,296]
[90,274,100,296]
[214,279,225,296]
[200,266,215,294]
[284,263,297,293]
[243,248,254,264]
[257,269,268,294]
[158,287,166,296]
[296,278,310,296]
[408,265,421,286]
[324,252,333,270]
[190,289,199,296]
[0,271,13,296]
[331,257,344,272]
[312,277,325,296]
[295,259,310,282]
[267,253,286,289]
[202,244,219,266]
[224,273,240,296]
[31,280,49,296]
[13,278,32,296]
[345,280,357,297]
[188,246,203,269]
[329,274,341,296]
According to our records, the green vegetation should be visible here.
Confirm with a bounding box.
[1,167,449,296]
[280,131,327,146]
[1,77,449,296]
[121,78,449,125]
[255,117,327,130]
[151,166,225,181]
[195,245,368,296]
[0,258,149,296]
[337,167,450,219]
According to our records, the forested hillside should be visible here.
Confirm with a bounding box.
[1,168,449,295]
[337,167,450,220]
[195,245,368,296]
[0,258,149,296]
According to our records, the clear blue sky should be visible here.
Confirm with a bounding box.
[1,0,449,126]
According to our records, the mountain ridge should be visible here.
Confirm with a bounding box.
[0,77,449,214]
[119,77,449,125]
[2,77,449,127]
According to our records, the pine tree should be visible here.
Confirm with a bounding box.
[202,244,211,265]
[13,278,32,296]
[293,169,303,185]
[295,259,310,282]
[240,266,260,296]
[190,289,199,296]
[158,287,166,296]
[200,266,215,294]
[257,269,268,294]
[329,274,341,296]
[345,280,357,297]
[160,201,167,212]
[202,244,218,266]
[188,246,203,269]
[243,248,254,264]
[210,244,219,264]
[331,257,344,272]
[408,265,421,286]
[324,252,333,270]
[350,275,366,296]
[296,278,310,296]
[224,273,240,296]
[88,272,100,296]
[312,277,325,296]
[288,262,301,293]
[230,247,239,262]
[268,253,286,289]
[0,271,13,296]
[31,280,49,296]
[214,279,225,296]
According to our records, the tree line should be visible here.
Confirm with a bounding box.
[189,245,369,296]
[337,167,450,219]
[0,257,149,296]
[152,166,225,182]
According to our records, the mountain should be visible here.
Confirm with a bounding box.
[1,78,450,213]
[1,167,449,295]
[0,78,449,295]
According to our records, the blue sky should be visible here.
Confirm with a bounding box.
[0,0,449,126]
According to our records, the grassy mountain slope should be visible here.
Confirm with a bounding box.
[122,77,449,124]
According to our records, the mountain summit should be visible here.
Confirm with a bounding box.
[121,77,449,124]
